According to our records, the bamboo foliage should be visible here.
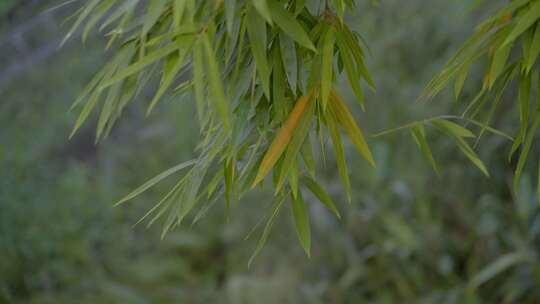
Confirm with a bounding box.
[64,0,538,260]
[420,0,540,191]
[66,0,379,259]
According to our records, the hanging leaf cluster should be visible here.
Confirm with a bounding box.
[66,0,377,259]
[418,0,540,191]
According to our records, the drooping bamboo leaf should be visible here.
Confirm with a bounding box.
[300,175,341,219]
[411,124,439,174]
[248,192,288,267]
[267,0,316,51]
[202,33,231,130]
[252,94,313,187]
[503,1,540,46]
[290,191,311,257]
[321,26,335,111]
[329,90,376,167]
[246,4,271,98]
[115,160,196,206]
[326,106,352,202]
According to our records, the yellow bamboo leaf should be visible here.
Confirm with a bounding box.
[252,93,313,187]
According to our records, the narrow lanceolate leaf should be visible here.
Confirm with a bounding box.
[248,192,288,267]
[246,4,271,97]
[192,39,206,124]
[526,22,540,72]
[290,191,311,257]
[326,107,352,202]
[329,90,376,167]
[488,41,512,88]
[115,160,196,206]
[62,0,101,46]
[503,1,540,46]
[514,109,540,190]
[455,136,490,176]
[252,0,273,25]
[280,35,298,93]
[252,94,313,187]
[301,176,341,219]
[275,98,315,193]
[267,1,316,51]
[321,26,335,111]
[224,0,236,33]
[336,32,365,110]
[147,47,189,114]
[202,34,230,130]
[431,119,475,138]
[101,39,192,89]
[410,125,439,174]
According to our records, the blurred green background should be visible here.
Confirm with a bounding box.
[2,1,540,303]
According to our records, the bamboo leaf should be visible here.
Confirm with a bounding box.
[252,94,313,187]
[329,90,376,167]
[290,191,311,257]
[432,119,476,138]
[411,125,439,174]
[246,4,271,98]
[503,1,540,46]
[267,1,316,51]
[321,26,335,111]
[248,192,288,267]
[202,33,231,130]
[326,107,352,202]
[252,0,273,25]
[115,160,196,206]
[301,175,341,219]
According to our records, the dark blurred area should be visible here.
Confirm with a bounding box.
[1,1,540,303]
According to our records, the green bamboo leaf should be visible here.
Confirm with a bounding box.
[336,31,365,110]
[301,137,316,177]
[488,40,513,88]
[301,175,341,219]
[410,125,439,174]
[192,39,206,125]
[267,1,316,51]
[202,33,231,130]
[279,34,298,93]
[514,109,540,190]
[432,119,476,138]
[224,0,236,33]
[454,64,470,99]
[326,107,352,202]
[246,4,271,98]
[329,90,376,167]
[455,137,490,176]
[503,1,540,46]
[173,0,186,30]
[290,191,311,257]
[101,39,192,89]
[252,0,273,25]
[62,0,101,46]
[147,45,191,115]
[321,26,335,111]
[526,22,540,72]
[248,192,288,267]
[339,25,375,89]
[81,0,115,43]
[114,159,196,206]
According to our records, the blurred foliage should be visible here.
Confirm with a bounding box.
[1,0,540,303]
